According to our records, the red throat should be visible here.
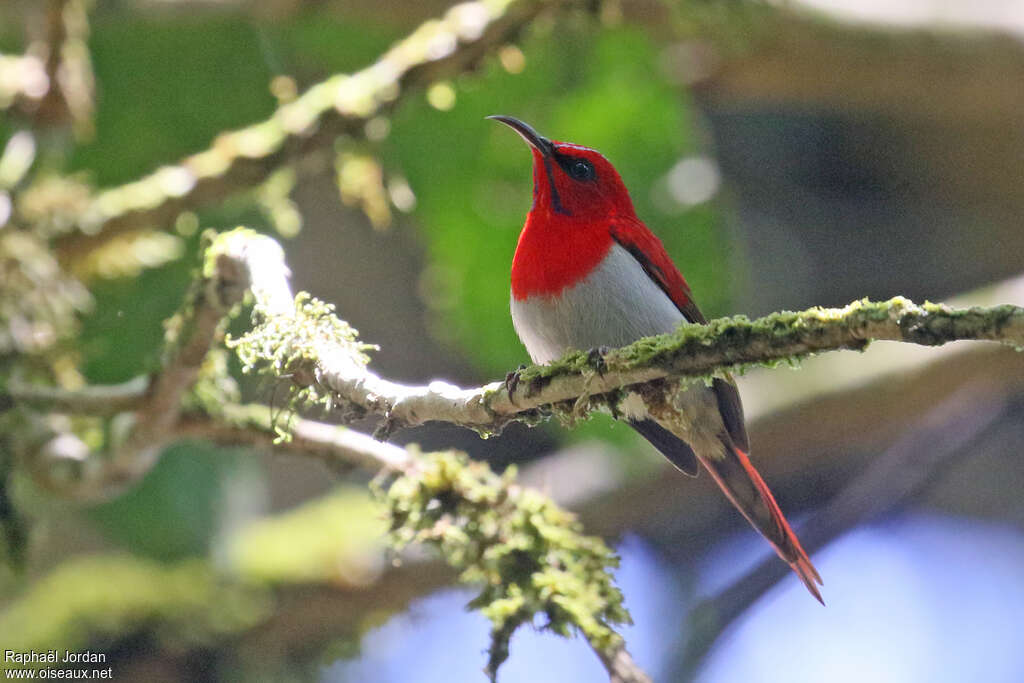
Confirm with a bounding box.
[510,144,633,300]
[510,211,614,300]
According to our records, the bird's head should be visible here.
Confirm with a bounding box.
[489,115,637,224]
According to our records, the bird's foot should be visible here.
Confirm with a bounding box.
[586,346,612,375]
[504,364,528,397]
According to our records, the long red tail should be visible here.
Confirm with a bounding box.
[698,440,823,603]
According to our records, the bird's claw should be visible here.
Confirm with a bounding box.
[505,364,527,396]
[586,346,611,375]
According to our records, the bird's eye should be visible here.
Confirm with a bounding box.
[555,153,597,182]
[568,159,595,181]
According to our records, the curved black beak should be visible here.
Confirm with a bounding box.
[487,115,553,157]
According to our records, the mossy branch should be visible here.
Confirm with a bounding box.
[14,228,1024,490]
[221,228,1024,437]
[9,218,650,678]
[10,228,1022,681]
[379,449,637,682]
[178,408,650,682]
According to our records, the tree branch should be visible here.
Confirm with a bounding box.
[5,375,147,415]
[52,0,568,261]
[597,646,655,683]
[20,234,249,500]
[0,0,93,134]
[8,390,653,683]
[177,402,413,475]
[177,401,650,683]
[0,54,49,114]
[12,227,1020,681]
[33,0,94,135]
[16,229,1024,447]
[15,229,1024,495]
[221,228,1024,436]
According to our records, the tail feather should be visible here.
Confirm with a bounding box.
[698,439,823,603]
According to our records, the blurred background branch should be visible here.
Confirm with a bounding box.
[50,0,571,266]
[32,0,95,138]
[0,0,94,137]
[0,54,49,116]
[14,230,248,501]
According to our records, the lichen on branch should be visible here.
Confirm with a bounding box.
[228,291,376,431]
[219,225,1024,439]
[19,227,1018,683]
[0,444,646,681]
[207,227,647,679]
[378,449,632,681]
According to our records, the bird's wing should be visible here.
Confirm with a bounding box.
[610,219,749,451]
[628,418,700,476]
[712,377,749,451]
[610,218,704,323]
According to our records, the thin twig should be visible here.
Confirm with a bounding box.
[177,403,412,475]
[5,375,148,415]
[597,645,654,683]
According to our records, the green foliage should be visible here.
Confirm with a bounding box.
[379,450,630,680]
[78,248,197,384]
[88,443,242,561]
[263,8,404,77]
[228,487,385,585]
[75,15,278,186]
[0,555,270,671]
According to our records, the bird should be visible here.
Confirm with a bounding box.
[489,115,823,602]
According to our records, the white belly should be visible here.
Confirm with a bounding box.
[510,243,685,364]
[512,243,725,454]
